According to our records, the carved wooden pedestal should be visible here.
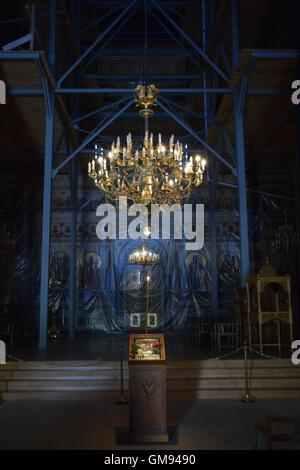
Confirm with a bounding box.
[128,334,168,443]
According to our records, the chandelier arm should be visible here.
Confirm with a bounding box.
[88,84,207,205]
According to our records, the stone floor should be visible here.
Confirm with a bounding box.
[0,398,299,450]
[8,332,291,362]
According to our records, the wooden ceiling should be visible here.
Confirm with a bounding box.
[0,0,296,192]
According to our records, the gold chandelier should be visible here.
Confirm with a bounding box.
[88,84,206,205]
[129,239,159,266]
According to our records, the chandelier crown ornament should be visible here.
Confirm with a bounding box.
[88,84,207,205]
[134,83,159,118]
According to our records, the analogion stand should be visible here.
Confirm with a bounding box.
[128,333,168,443]
[246,258,293,352]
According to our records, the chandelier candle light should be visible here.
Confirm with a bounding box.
[88,84,206,205]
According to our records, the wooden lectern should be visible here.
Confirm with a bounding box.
[128,333,168,443]
[246,258,293,352]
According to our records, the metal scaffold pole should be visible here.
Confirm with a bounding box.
[234,83,250,287]
[39,0,56,351]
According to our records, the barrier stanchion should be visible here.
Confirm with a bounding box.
[116,343,129,405]
[241,341,255,403]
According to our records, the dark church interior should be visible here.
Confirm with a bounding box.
[0,0,300,452]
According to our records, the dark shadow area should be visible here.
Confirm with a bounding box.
[115,426,178,446]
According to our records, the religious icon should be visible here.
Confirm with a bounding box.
[185,251,207,288]
[130,313,141,328]
[78,251,101,289]
[50,251,69,283]
[148,313,157,327]
[218,251,240,287]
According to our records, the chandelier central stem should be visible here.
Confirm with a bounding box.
[144,113,149,135]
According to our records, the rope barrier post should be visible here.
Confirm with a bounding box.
[116,343,129,405]
[241,341,255,403]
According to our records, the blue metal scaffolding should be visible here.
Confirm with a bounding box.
[0,0,296,349]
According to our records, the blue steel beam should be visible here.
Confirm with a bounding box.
[202,0,209,138]
[159,96,204,118]
[251,50,299,58]
[78,189,103,213]
[209,131,221,317]
[0,51,40,59]
[164,4,207,35]
[217,40,231,75]
[81,1,203,4]
[238,77,247,115]
[0,16,29,25]
[68,146,77,341]
[0,10,63,25]
[29,4,35,51]
[77,7,119,37]
[84,8,137,69]
[157,97,237,174]
[234,86,250,287]
[39,1,56,351]
[70,126,92,135]
[2,34,33,52]
[149,8,203,72]
[85,111,189,119]
[52,127,66,167]
[90,48,188,56]
[8,88,46,95]
[231,0,239,70]
[101,56,142,76]
[221,127,236,165]
[205,0,218,317]
[57,42,72,78]
[218,181,294,201]
[68,0,81,341]
[52,98,135,176]
[55,87,234,93]
[82,74,205,80]
[7,86,292,96]
[208,47,219,126]
[48,0,56,76]
[72,97,131,135]
[70,96,129,124]
[151,0,229,83]
[57,0,137,87]
[36,146,208,155]
[53,87,292,94]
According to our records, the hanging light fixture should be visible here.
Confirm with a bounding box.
[128,225,159,265]
[128,239,159,266]
[88,83,206,205]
